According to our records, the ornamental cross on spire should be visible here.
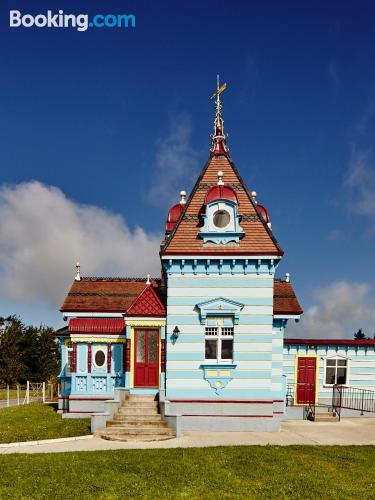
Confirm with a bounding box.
[210,75,229,156]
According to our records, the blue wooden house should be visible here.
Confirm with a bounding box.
[56,82,374,436]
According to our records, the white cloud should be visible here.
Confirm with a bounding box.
[287,281,375,339]
[148,113,200,207]
[0,181,161,308]
[345,148,375,219]
[342,102,375,228]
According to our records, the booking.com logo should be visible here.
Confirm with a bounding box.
[9,10,136,32]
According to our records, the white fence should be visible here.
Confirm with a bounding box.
[0,382,59,408]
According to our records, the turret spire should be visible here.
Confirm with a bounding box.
[210,75,229,156]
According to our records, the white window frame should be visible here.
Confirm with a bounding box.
[65,341,73,376]
[205,324,234,363]
[323,355,350,387]
[93,347,107,369]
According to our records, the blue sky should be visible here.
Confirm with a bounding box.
[0,0,375,337]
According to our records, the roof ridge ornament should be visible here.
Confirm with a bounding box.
[210,75,229,156]
[180,190,186,205]
[75,261,81,281]
[217,171,224,186]
[146,274,151,285]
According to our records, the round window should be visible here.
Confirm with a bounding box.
[95,350,106,367]
[213,209,231,228]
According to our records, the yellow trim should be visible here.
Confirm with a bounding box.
[131,327,162,389]
[294,354,319,405]
[130,328,135,388]
[69,337,126,343]
[126,319,165,327]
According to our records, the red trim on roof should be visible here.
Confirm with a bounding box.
[68,318,125,334]
[284,338,375,346]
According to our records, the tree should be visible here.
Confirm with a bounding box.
[0,316,27,385]
[354,328,367,340]
[0,316,60,385]
[25,325,60,382]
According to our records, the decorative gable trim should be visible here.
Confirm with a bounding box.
[195,297,244,324]
[125,286,166,317]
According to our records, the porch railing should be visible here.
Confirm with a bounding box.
[286,382,316,420]
[332,385,375,421]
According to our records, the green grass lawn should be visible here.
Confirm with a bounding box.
[0,404,90,443]
[0,446,374,499]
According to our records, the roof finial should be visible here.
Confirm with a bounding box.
[217,171,224,186]
[251,191,257,204]
[285,272,290,283]
[210,75,229,156]
[180,190,186,205]
[75,261,81,281]
[146,274,151,285]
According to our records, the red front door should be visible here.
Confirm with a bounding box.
[296,357,316,404]
[134,329,159,387]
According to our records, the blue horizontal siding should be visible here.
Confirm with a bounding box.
[167,370,272,379]
[233,353,273,361]
[166,315,273,325]
[167,297,273,306]
[166,388,276,399]
[168,278,274,288]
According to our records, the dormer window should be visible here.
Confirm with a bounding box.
[200,175,244,244]
[213,208,231,228]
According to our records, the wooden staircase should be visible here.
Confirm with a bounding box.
[97,395,176,442]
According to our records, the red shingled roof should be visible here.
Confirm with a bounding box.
[273,280,303,315]
[160,155,283,256]
[61,277,301,318]
[60,278,164,313]
[68,318,125,334]
[126,285,166,317]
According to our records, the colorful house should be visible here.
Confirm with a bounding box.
[283,338,375,416]
[56,81,374,433]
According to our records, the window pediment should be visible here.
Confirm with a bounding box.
[195,297,244,324]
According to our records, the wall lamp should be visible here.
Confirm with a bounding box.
[173,326,180,339]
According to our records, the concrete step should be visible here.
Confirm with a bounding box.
[113,414,162,422]
[98,430,175,442]
[125,395,157,402]
[102,426,175,436]
[122,401,159,408]
[117,407,159,416]
[314,414,339,422]
[107,420,168,428]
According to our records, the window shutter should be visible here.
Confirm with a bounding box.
[87,343,92,373]
[161,339,165,373]
[72,343,77,373]
[107,344,112,373]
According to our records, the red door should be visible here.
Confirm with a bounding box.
[296,357,316,404]
[134,330,159,387]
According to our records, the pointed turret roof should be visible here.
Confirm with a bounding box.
[161,79,282,256]
[161,155,282,255]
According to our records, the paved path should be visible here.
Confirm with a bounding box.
[1,418,375,454]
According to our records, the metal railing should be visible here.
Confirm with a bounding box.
[332,385,375,421]
[286,382,316,420]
